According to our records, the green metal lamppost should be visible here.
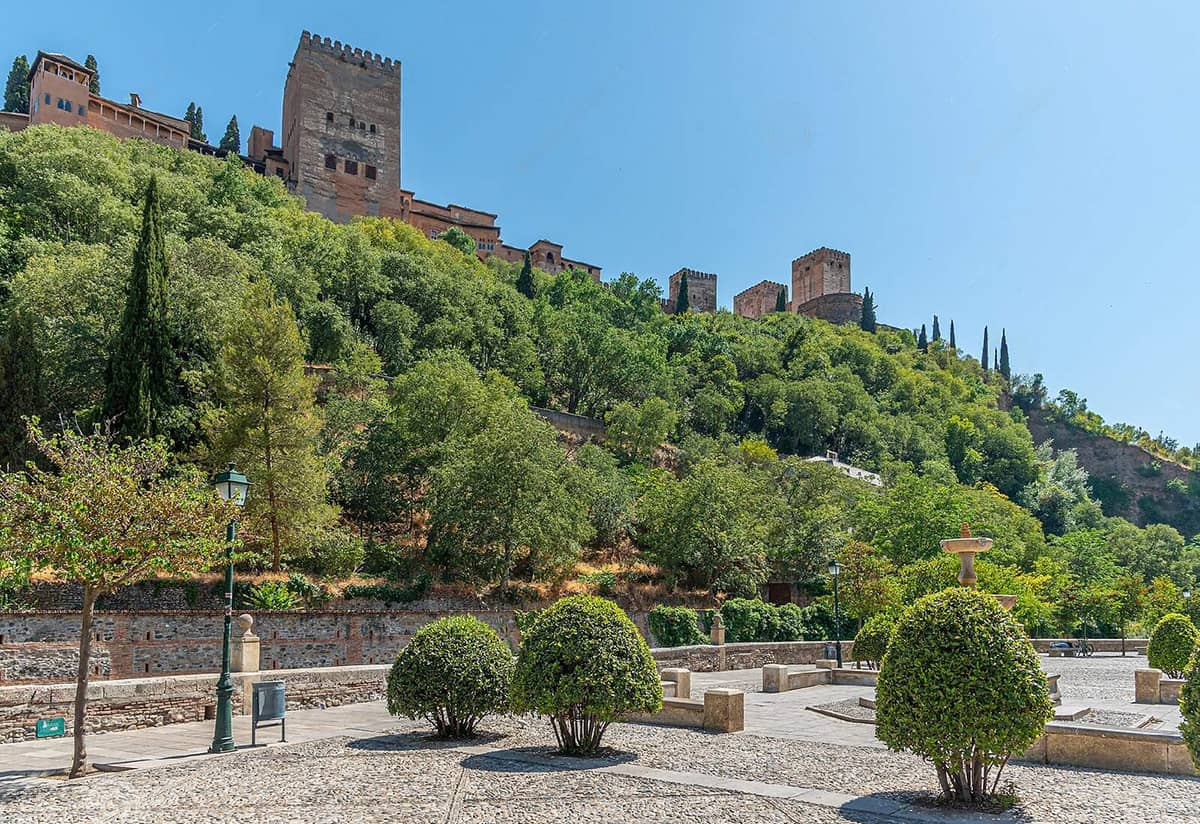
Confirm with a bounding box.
[209,463,250,754]
[828,558,843,668]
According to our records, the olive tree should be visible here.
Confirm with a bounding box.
[876,588,1052,803]
[0,425,229,778]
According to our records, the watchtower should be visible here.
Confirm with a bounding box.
[667,268,718,313]
[791,248,850,307]
[281,32,403,222]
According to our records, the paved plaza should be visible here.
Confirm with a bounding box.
[0,654,1196,823]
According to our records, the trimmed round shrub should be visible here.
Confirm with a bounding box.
[852,614,895,668]
[511,595,661,755]
[876,588,1052,803]
[1148,613,1200,679]
[648,605,706,647]
[775,603,809,641]
[386,615,514,738]
[1179,648,1200,769]
[720,598,781,642]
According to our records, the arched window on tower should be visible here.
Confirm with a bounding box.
[546,252,555,264]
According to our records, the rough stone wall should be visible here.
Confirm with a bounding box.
[650,641,853,672]
[283,32,403,222]
[666,268,717,313]
[791,247,851,305]
[733,280,786,319]
[793,292,863,325]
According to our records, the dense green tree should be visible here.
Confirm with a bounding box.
[981,326,989,371]
[218,115,240,154]
[774,287,787,313]
[101,176,172,440]
[604,397,676,464]
[439,226,476,256]
[0,310,46,467]
[859,287,876,332]
[674,271,690,313]
[84,54,99,95]
[204,282,334,571]
[3,56,29,114]
[999,328,1011,379]
[931,315,941,342]
[184,102,206,141]
[516,251,535,298]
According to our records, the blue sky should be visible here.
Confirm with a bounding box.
[5,2,1198,446]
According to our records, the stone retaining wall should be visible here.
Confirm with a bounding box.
[0,664,389,743]
[651,641,854,672]
[1022,723,1197,776]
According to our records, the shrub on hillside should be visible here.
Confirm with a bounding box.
[876,588,1052,803]
[852,614,895,668]
[386,615,514,737]
[648,605,706,647]
[511,596,661,755]
[297,530,365,579]
[1148,613,1200,679]
[775,603,809,641]
[241,581,300,611]
[1179,648,1200,769]
[720,598,781,642]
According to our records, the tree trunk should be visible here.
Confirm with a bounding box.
[70,585,99,778]
[262,406,280,572]
[1121,626,1126,656]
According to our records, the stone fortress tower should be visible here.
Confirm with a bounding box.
[276,33,403,222]
[666,268,718,314]
[787,247,863,324]
[733,280,788,319]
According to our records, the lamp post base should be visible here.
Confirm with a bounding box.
[209,675,235,753]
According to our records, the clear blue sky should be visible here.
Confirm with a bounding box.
[5,2,1198,446]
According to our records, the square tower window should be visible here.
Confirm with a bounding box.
[369,124,376,134]
[365,165,377,180]
[326,112,333,123]
[324,154,337,170]
[349,117,356,128]
[344,159,358,175]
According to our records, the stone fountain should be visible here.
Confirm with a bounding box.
[940,523,1016,611]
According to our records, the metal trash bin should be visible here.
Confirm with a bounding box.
[251,680,286,746]
[823,643,837,661]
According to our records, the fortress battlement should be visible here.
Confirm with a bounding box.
[299,30,400,73]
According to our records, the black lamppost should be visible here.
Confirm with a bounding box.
[210,463,250,754]
[828,558,842,668]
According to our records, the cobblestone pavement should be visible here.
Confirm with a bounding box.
[2,713,1197,823]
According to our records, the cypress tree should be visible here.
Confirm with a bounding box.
[918,324,928,352]
[981,326,989,371]
[0,310,46,468]
[675,271,690,314]
[949,320,956,349]
[218,115,240,153]
[860,287,877,332]
[184,103,207,141]
[102,176,172,439]
[4,55,29,114]
[84,54,100,95]
[516,251,535,298]
[999,329,1011,380]
[774,286,787,313]
[931,315,941,342]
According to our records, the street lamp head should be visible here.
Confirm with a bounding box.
[213,463,250,508]
[828,558,840,578]
[1185,590,1192,600]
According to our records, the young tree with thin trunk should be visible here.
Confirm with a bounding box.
[205,283,333,571]
[102,176,173,440]
[0,425,229,778]
[4,55,29,113]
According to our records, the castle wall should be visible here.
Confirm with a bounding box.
[793,292,863,325]
[733,280,787,319]
[667,268,717,313]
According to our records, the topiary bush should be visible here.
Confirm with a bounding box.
[1148,612,1200,679]
[720,598,781,642]
[648,605,706,647]
[386,615,514,738]
[1179,648,1200,769]
[775,603,809,641]
[876,588,1052,803]
[852,614,895,669]
[511,595,661,755]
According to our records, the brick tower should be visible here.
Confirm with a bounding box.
[666,268,718,313]
[281,32,403,222]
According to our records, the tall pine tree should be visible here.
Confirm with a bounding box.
[675,271,690,314]
[859,286,877,332]
[516,251,535,298]
[219,115,240,153]
[84,54,99,95]
[4,55,29,114]
[774,286,787,313]
[999,329,1011,380]
[918,324,928,352]
[981,326,989,371]
[949,320,956,349]
[102,176,172,440]
[931,315,941,342]
[205,282,333,572]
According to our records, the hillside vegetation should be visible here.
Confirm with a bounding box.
[1,124,1197,636]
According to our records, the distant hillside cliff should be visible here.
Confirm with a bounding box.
[1026,409,1198,535]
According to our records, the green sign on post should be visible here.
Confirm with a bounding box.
[35,717,65,738]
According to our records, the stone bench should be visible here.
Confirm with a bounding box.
[763,664,879,693]
[1048,648,1075,658]
[659,667,690,700]
[627,687,744,733]
[1135,668,1184,704]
